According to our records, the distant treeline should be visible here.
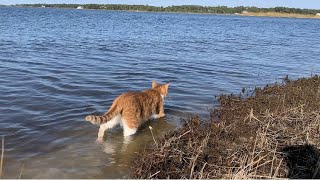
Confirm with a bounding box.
[18,4,320,15]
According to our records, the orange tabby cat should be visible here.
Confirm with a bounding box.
[85,80,169,139]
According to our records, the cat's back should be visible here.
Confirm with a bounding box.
[116,90,161,106]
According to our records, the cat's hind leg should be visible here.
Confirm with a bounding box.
[97,125,107,139]
[122,118,138,137]
[97,115,121,141]
[123,124,137,136]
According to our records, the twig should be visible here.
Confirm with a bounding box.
[18,163,24,179]
[242,152,270,171]
[199,162,207,179]
[190,133,210,179]
[273,158,283,178]
[149,126,158,147]
[269,142,278,177]
[148,170,160,178]
[190,152,200,179]
[177,130,191,139]
[0,136,4,179]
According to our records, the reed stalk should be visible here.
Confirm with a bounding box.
[0,136,4,179]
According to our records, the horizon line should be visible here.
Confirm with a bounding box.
[4,3,320,10]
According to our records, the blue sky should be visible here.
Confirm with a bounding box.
[1,0,320,9]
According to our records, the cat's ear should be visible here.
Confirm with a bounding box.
[165,83,170,90]
[152,80,157,88]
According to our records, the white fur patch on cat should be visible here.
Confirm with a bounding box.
[98,115,121,138]
[150,114,160,119]
[122,120,137,137]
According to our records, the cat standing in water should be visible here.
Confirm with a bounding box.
[85,80,169,140]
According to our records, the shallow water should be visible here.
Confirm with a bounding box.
[0,7,319,178]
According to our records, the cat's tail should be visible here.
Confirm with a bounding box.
[85,104,120,125]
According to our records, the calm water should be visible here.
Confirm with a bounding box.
[0,7,319,178]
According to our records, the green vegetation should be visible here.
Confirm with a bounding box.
[17,4,320,15]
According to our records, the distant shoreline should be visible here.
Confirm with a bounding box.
[10,4,320,19]
[240,12,320,19]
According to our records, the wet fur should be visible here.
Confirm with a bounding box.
[85,81,169,139]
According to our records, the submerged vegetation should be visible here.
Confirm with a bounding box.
[134,76,320,178]
[17,4,320,17]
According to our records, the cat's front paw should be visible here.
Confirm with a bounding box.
[159,113,165,118]
[95,137,105,144]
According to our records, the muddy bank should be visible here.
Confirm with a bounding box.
[133,76,320,178]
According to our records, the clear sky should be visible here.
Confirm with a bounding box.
[1,0,320,9]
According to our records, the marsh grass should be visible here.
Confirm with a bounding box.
[133,75,320,178]
[242,12,320,19]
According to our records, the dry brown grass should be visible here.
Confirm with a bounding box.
[223,108,320,179]
[133,75,320,179]
[241,12,320,19]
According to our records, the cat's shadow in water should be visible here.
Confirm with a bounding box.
[282,144,320,178]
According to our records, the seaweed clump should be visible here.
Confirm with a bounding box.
[133,75,320,179]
